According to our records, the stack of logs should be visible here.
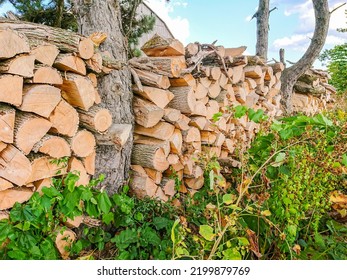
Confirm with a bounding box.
[0,21,123,212]
[292,68,336,115]
[129,34,284,202]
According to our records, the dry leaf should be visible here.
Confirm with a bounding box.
[246,228,262,258]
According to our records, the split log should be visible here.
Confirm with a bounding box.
[53,54,86,75]
[0,54,35,77]
[0,75,23,106]
[33,66,63,85]
[133,96,164,128]
[193,100,207,117]
[201,131,217,145]
[195,83,209,99]
[68,157,90,186]
[33,177,53,195]
[163,108,181,123]
[27,154,68,183]
[30,43,59,66]
[174,114,191,131]
[168,86,196,114]
[208,81,221,98]
[0,187,33,210]
[184,176,204,190]
[85,53,103,73]
[161,178,176,197]
[0,29,30,59]
[190,116,208,130]
[144,168,163,185]
[77,105,112,133]
[82,150,96,175]
[134,122,175,141]
[0,104,15,143]
[182,126,201,143]
[55,228,75,260]
[59,73,95,111]
[134,135,170,157]
[131,144,169,172]
[170,73,196,89]
[14,112,52,155]
[134,68,170,89]
[132,85,174,109]
[185,43,199,58]
[0,145,32,186]
[0,178,14,191]
[48,99,79,137]
[32,134,71,158]
[95,124,132,149]
[232,65,245,84]
[210,67,221,81]
[224,46,247,57]
[141,34,185,57]
[130,170,168,201]
[18,84,61,118]
[78,37,94,59]
[169,129,183,154]
[244,65,263,79]
[69,129,95,157]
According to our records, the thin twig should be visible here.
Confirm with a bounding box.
[330,2,346,14]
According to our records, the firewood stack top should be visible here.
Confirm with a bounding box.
[129,34,284,202]
[292,68,336,115]
[0,20,123,212]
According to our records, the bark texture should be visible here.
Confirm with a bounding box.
[255,0,269,61]
[281,0,330,114]
[73,0,133,193]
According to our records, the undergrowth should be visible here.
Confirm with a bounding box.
[1,109,347,260]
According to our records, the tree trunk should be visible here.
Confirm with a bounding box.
[255,0,269,61]
[73,0,133,193]
[281,0,330,114]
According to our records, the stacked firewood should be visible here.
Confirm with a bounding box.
[129,34,284,202]
[292,68,336,115]
[0,20,121,211]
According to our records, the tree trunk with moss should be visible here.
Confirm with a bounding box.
[73,0,133,193]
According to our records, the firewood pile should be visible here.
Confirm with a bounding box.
[0,20,123,211]
[292,68,336,115]
[129,34,284,202]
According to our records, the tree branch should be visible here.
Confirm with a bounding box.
[330,2,346,14]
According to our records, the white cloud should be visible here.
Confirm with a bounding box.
[145,0,190,45]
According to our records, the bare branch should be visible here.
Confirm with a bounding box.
[330,2,346,14]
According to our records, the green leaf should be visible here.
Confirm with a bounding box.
[112,194,134,214]
[111,229,137,250]
[153,217,170,230]
[171,219,180,244]
[248,108,265,123]
[222,194,236,205]
[102,212,114,225]
[234,105,247,118]
[342,154,347,167]
[134,212,144,221]
[212,112,223,122]
[222,248,242,260]
[41,186,61,198]
[238,237,250,246]
[140,226,161,246]
[199,225,215,241]
[97,192,112,214]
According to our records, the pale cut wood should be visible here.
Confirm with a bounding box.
[0,177,14,191]
[269,62,285,73]
[0,54,35,77]
[0,187,33,210]
[0,105,15,143]
[234,84,247,105]
[201,131,217,145]
[32,134,71,158]
[55,228,76,260]
[210,67,221,81]
[232,65,245,84]
[161,178,176,197]
[214,133,226,147]
[69,129,95,157]
[131,144,169,172]
[174,114,191,131]
[94,88,102,105]
[185,43,199,57]
[64,215,83,229]
[170,73,196,89]
[59,73,95,111]
[184,176,204,190]
[48,99,79,137]
[87,73,98,87]
[134,135,170,157]
[85,52,103,73]
[206,99,220,120]
[195,82,209,99]
[30,43,59,66]
[82,150,96,175]
[95,124,132,149]
[14,112,52,155]
[141,34,185,57]
[0,210,9,220]
[53,53,86,75]
[130,170,168,201]
[199,77,212,88]
[182,126,201,143]
[163,108,181,123]
[33,177,53,195]
[190,116,208,130]
[168,86,196,114]
[33,66,63,85]
[144,168,162,185]
[68,157,90,186]
[0,29,30,59]
[132,85,174,109]
[219,73,228,88]
[133,96,164,128]
[130,164,147,175]
[208,81,221,98]
[134,68,170,89]
[77,105,112,133]
[193,100,207,117]
[244,65,263,79]
[169,129,183,155]
[27,154,68,183]
[0,145,32,186]
[224,46,247,57]
[0,75,23,106]
[135,122,175,141]
[78,37,94,59]
[18,84,61,118]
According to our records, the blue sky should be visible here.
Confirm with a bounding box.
[1,0,346,67]
[145,0,347,68]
